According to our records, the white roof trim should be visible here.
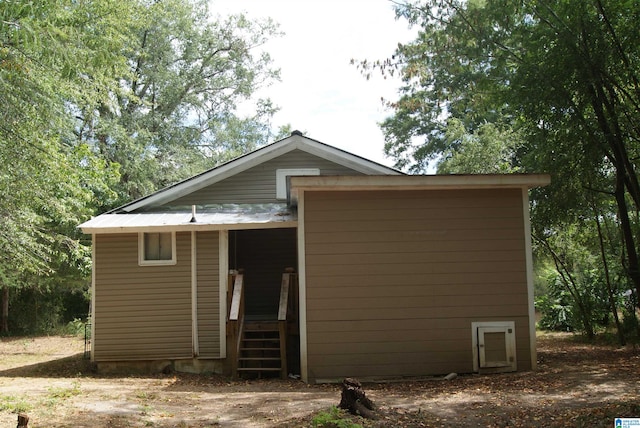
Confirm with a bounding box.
[288,174,551,204]
[79,212,297,234]
[117,133,402,213]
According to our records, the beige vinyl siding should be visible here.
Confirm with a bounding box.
[94,233,193,361]
[168,150,364,206]
[303,189,531,380]
[196,231,220,357]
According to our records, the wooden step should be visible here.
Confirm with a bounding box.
[239,357,281,361]
[237,367,281,372]
[243,321,279,331]
[244,326,278,331]
[241,346,279,350]
[242,333,279,338]
[242,339,280,349]
[236,320,285,379]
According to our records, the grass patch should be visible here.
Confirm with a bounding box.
[47,381,81,399]
[45,381,81,407]
[312,406,363,428]
[0,394,33,413]
[135,390,158,401]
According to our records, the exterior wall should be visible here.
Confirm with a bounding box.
[196,231,220,357]
[93,233,193,361]
[169,149,364,206]
[303,189,532,381]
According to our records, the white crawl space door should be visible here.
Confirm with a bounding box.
[472,321,517,373]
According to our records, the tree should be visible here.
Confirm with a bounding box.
[75,0,283,205]
[365,0,640,314]
[0,0,131,332]
[436,118,522,174]
[1,0,285,333]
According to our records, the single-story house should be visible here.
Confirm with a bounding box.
[80,131,550,382]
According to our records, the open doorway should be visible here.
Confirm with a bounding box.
[228,227,297,319]
[228,227,300,377]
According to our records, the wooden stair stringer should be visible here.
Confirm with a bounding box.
[236,321,284,378]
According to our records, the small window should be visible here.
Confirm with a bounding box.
[139,232,176,265]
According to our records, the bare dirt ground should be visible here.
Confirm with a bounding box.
[0,333,639,427]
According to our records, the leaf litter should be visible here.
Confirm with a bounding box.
[0,333,638,427]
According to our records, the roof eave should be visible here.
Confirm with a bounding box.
[80,220,299,234]
[288,174,551,205]
[113,133,402,213]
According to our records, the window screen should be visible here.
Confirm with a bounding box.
[139,232,176,265]
[144,232,172,260]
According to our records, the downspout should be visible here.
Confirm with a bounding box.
[91,233,96,361]
[191,231,199,357]
[219,230,229,358]
[297,190,309,382]
[522,188,537,370]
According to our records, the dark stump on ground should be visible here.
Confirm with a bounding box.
[17,413,29,427]
[338,377,377,419]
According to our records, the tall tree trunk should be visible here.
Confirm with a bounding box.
[579,26,640,306]
[613,170,640,307]
[592,201,625,345]
[1,286,8,333]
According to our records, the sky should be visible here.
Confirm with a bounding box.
[213,0,417,168]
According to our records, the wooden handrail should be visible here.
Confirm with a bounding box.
[227,271,244,378]
[278,273,290,321]
[229,273,244,321]
[277,268,298,379]
[278,268,298,322]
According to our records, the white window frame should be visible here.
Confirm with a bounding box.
[138,231,177,266]
[276,168,320,200]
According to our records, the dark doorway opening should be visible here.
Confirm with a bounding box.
[228,227,297,319]
[228,227,300,377]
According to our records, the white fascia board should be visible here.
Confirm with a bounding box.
[80,220,298,235]
[290,137,402,175]
[288,174,551,203]
[121,140,298,212]
[119,135,401,212]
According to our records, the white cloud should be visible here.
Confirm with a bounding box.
[213,0,416,167]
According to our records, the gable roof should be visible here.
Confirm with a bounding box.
[111,131,403,213]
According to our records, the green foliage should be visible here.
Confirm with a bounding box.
[0,0,130,332]
[75,0,283,204]
[312,406,363,428]
[621,290,640,338]
[0,0,282,332]
[536,263,610,336]
[62,318,90,337]
[437,119,522,174]
[7,287,89,335]
[536,293,572,332]
[363,0,640,341]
